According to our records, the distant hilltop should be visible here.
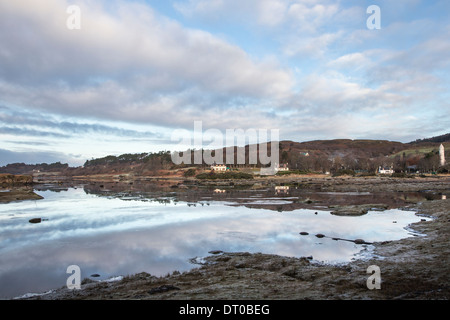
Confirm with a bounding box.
[409,133,450,145]
[0,133,449,176]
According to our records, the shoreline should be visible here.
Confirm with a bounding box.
[14,176,449,300]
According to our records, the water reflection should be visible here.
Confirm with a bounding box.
[0,185,435,299]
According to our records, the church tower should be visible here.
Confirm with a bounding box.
[439,144,445,166]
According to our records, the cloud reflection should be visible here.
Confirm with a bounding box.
[0,188,425,298]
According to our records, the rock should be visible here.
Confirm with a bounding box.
[330,204,388,216]
[234,263,248,269]
[29,218,42,224]
[148,285,180,295]
[299,232,309,236]
[315,233,325,238]
[330,206,369,216]
[354,239,369,245]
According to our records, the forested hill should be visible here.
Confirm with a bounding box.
[409,133,450,145]
[1,133,448,175]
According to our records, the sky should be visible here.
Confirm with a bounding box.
[0,0,449,166]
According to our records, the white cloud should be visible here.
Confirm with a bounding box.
[328,52,372,70]
[283,31,342,58]
[0,0,294,126]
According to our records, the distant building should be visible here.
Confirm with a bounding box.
[378,166,394,174]
[211,164,228,172]
[407,165,419,173]
[439,144,445,166]
[275,163,289,172]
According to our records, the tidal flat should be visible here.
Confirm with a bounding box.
[4,175,449,300]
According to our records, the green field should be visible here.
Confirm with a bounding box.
[389,142,450,158]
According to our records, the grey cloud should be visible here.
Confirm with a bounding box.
[0,127,70,138]
[0,106,161,138]
[0,0,293,98]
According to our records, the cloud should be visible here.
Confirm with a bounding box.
[0,0,449,165]
[283,31,342,58]
[0,106,161,138]
[0,0,293,129]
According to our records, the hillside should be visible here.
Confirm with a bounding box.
[1,134,448,176]
[409,133,450,145]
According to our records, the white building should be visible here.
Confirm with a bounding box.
[378,166,394,174]
[275,163,289,172]
[211,164,227,172]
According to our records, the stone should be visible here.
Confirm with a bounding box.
[148,285,180,295]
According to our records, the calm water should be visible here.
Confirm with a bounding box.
[0,185,430,299]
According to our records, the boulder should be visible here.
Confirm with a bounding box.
[330,204,388,216]
[354,239,371,245]
[29,218,42,224]
[148,285,180,295]
[208,250,223,255]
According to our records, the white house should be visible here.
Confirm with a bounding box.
[275,163,289,172]
[211,164,228,172]
[378,166,394,174]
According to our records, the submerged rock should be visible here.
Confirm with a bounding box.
[330,204,389,216]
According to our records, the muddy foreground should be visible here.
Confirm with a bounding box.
[18,176,450,300]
